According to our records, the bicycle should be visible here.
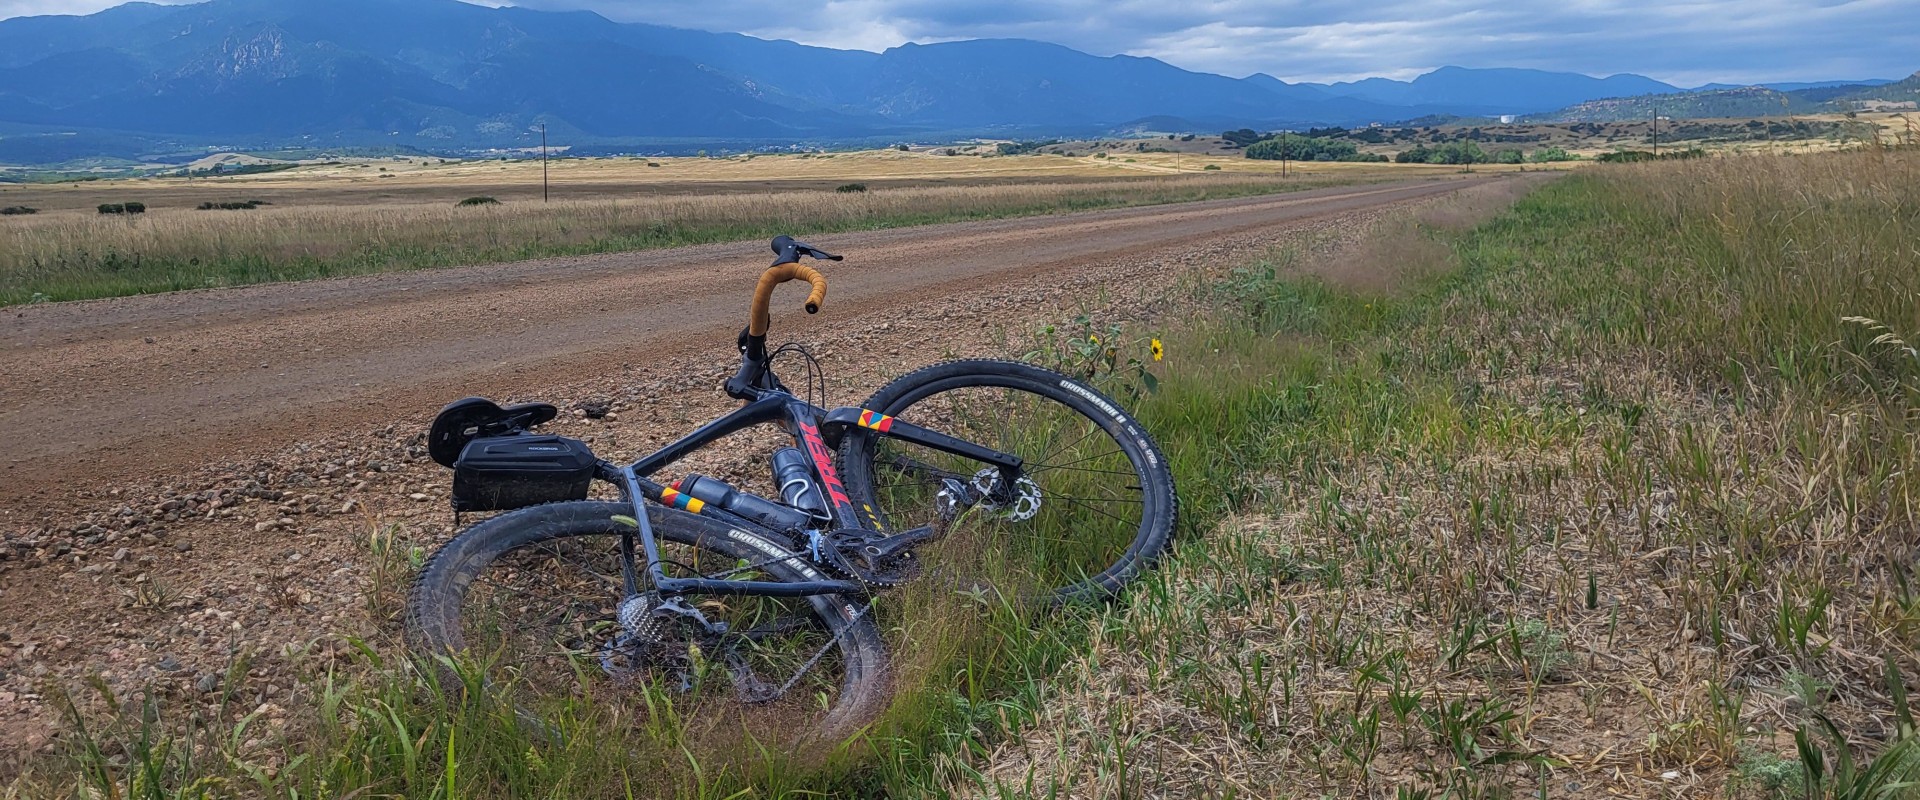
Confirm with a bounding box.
[406,235,1178,738]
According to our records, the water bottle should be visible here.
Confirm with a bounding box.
[770,447,830,520]
[671,474,813,532]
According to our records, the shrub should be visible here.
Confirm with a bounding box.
[123,202,145,214]
[646,162,660,167]
[457,196,500,206]
[835,183,868,193]
[197,200,263,210]
[1203,164,1222,170]
[894,144,909,152]
[1245,134,1362,162]
[0,205,36,215]
[97,203,124,215]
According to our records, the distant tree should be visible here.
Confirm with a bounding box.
[835,183,868,193]
[1528,147,1578,163]
[1245,134,1359,162]
[1427,141,1488,164]
[1493,149,1525,164]
[1220,128,1265,148]
[1395,145,1433,164]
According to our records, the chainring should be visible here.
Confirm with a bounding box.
[816,529,923,588]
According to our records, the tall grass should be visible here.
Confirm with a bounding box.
[961,149,1920,797]
[0,174,1359,306]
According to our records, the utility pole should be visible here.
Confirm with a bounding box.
[1651,105,1659,158]
[540,122,549,202]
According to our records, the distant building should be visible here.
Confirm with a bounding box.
[1498,115,1518,124]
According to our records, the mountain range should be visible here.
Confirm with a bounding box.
[0,0,1900,164]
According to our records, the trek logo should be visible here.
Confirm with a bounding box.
[797,420,854,511]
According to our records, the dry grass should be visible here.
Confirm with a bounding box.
[0,150,1495,214]
[949,150,1920,799]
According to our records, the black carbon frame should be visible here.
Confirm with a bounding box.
[600,384,1022,599]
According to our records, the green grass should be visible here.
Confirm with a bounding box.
[13,150,1920,798]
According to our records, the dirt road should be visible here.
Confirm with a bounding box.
[0,178,1490,507]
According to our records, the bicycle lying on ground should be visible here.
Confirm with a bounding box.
[406,235,1178,737]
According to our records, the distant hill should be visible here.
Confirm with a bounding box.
[1528,71,1920,122]
[1827,72,1920,108]
[1694,79,1895,92]
[1304,67,1682,115]
[1528,87,1815,123]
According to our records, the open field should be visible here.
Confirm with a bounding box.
[5,148,1918,798]
[0,151,1527,305]
[0,149,1503,211]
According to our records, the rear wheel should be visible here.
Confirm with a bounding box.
[839,360,1177,603]
[406,501,888,740]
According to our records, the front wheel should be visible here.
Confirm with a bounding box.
[839,360,1178,603]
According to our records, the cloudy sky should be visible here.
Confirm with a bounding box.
[1,0,1913,85]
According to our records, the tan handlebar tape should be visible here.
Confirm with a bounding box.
[748,263,828,336]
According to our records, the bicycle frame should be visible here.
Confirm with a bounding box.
[600,383,1024,600]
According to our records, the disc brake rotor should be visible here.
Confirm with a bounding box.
[971,468,1042,521]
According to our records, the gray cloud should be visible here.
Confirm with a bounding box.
[4,0,1915,85]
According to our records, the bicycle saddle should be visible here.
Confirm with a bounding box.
[427,397,560,468]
